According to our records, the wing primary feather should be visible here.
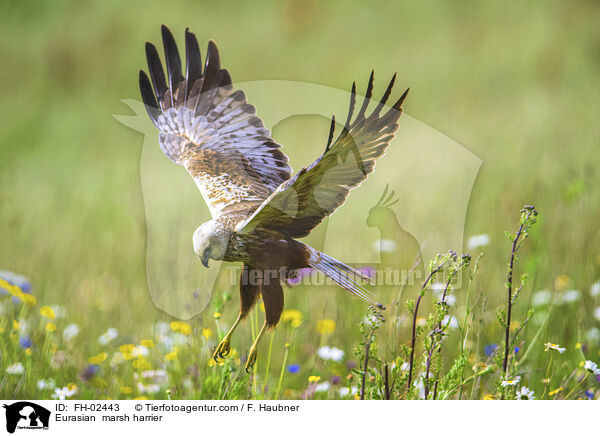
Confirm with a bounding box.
[343,82,357,129]
[391,87,410,111]
[219,68,232,88]
[201,40,221,93]
[372,73,396,117]
[139,70,159,126]
[355,70,375,121]
[145,42,167,108]
[161,25,184,107]
[325,115,336,152]
[184,28,203,106]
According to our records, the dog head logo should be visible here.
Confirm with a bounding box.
[3,402,50,433]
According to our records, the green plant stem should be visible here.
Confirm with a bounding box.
[263,332,275,394]
[274,345,289,400]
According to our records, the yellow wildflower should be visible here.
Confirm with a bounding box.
[308,375,321,383]
[549,387,563,396]
[483,394,495,400]
[170,321,192,335]
[121,352,134,361]
[119,344,135,354]
[120,386,133,394]
[285,342,291,348]
[213,312,221,320]
[202,328,214,339]
[46,322,56,332]
[132,357,151,370]
[40,306,55,319]
[25,348,32,356]
[67,383,77,392]
[316,319,336,334]
[281,309,302,323]
[165,349,178,361]
[88,352,107,365]
[554,274,570,291]
[575,342,581,349]
[21,294,36,306]
[12,320,19,330]
[133,396,148,400]
[141,339,155,348]
[0,278,35,306]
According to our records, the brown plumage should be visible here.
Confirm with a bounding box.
[139,25,409,370]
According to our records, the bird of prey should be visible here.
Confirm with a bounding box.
[139,25,408,371]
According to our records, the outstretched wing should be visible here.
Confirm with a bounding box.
[237,72,408,237]
[139,26,291,217]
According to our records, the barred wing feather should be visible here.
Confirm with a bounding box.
[237,72,408,237]
[139,26,291,217]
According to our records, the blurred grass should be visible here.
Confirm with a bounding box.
[1,0,600,398]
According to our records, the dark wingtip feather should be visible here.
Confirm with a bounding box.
[139,70,159,126]
[202,40,221,93]
[372,73,397,117]
[145,42,167,106]
[343,82,357,129]
[184,28,203,104]
[219,69,232,88]
[392,87,410,110]
[325,115,336,152]
[356,70,375,121]
[161,25,184,106]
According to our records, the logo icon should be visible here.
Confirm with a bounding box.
[2,402,50,433]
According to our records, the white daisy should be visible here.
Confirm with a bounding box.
[36,378,56,390]
[590,281,600,297]
[467,234,490,250]
[98,327,118,345]
[501,375,521,387]
[544,343,566,353]
[443,315,459,329]
[587,327,600,342]
[584,360,600,375]
[317,346,345,362]
[6,363,24,375]
[62,323,80,341]
[137,382,160,394]
[560,289,581,304]
[132,345,149,357]
[594,307,600,322]
[532,290,552,306]
[315,382,331,392]
[515,386,535,400]
[51,385,77,400]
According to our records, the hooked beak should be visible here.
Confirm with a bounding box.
[200,248,211,268]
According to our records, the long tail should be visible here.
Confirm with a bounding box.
[305,246,377,305]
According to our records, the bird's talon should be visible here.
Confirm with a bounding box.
[211,336,231,363]
[245,347,258,372]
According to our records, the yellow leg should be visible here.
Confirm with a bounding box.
[211,313,242,362]
[245,321,268,372]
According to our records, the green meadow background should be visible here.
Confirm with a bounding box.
[0,0,599,399]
